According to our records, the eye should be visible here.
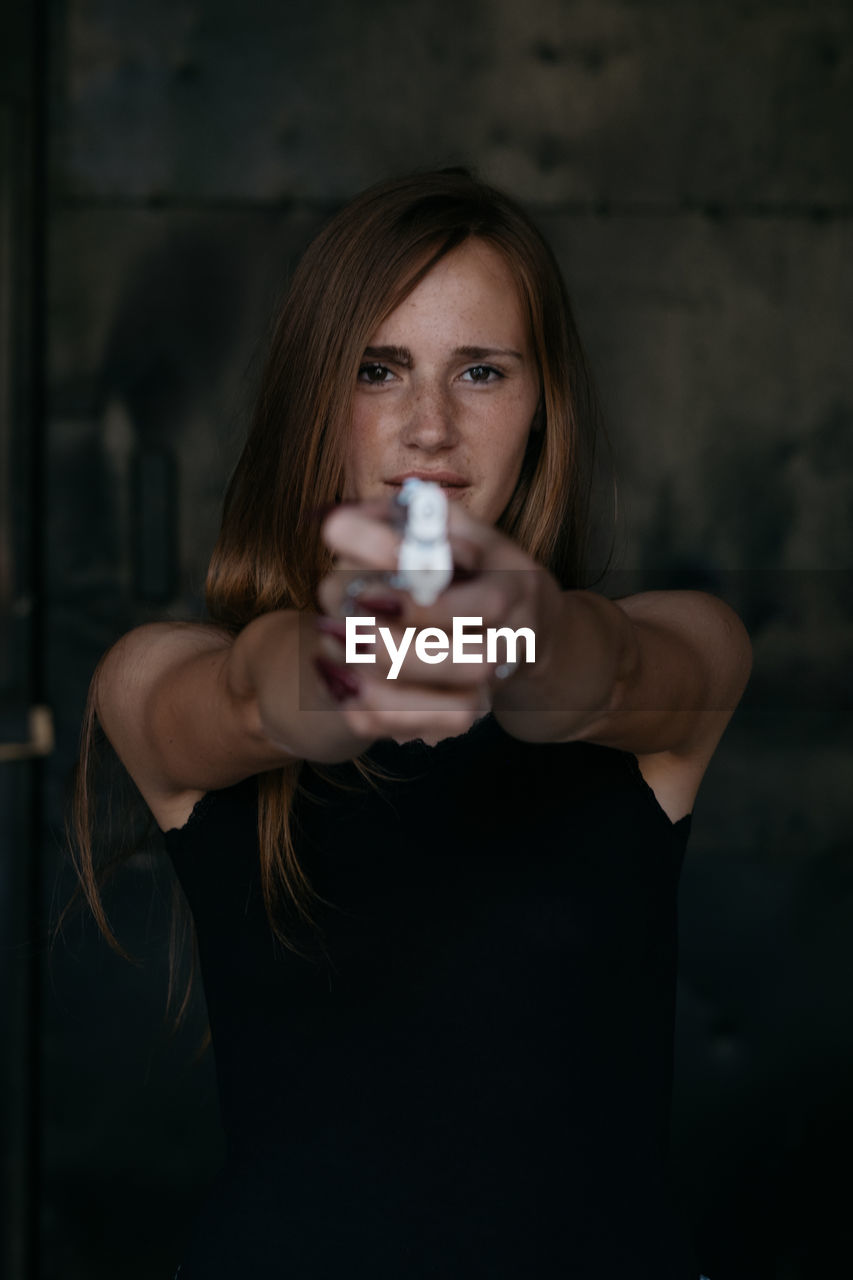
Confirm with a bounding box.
[462,365,504,384]
[358,362,395,385]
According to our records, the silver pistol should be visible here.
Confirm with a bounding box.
[388,478,454,606]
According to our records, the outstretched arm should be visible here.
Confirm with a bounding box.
[491,586,752,756]
[317,499,752,819]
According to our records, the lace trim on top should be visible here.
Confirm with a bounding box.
[625,752,692,833]
[161,789,219,838]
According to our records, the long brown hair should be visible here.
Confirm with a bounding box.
[60,167,609,1050]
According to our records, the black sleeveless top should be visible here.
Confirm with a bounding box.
[164,712,697,1278]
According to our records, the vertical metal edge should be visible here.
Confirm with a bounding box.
[0,92,35,1280]
[0,103,13,681]
[0,1,43,1276]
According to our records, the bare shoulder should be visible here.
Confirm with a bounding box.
[613,590,753,825]
[94,621,234,831]
[95,621,231,736]
[632,737,723,827]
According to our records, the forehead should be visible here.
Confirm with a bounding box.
[374,240,529,341]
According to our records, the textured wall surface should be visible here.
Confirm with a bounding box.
[42,1,852,1277]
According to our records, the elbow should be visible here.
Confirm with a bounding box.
[726,606,753,707]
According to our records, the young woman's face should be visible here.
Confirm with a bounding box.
[343,239,541,525]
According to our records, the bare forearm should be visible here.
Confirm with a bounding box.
[227,610,378,764]
[490,590,638,743]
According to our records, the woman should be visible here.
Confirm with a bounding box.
[72,169,749,1277]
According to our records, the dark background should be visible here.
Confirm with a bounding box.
[1,1,851,1277]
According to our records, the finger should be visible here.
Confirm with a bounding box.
[321,501,402,569]
[325,617,509,690]
[320,565,525,668]
[337,675,489,741]
[377,572,517,644]
[443,502,501,570]
[317,572,351,619]
[431,571,522,629]
[322,496,491,577]
[315,557,403,620]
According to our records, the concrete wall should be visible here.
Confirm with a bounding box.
[42,2,852,1277]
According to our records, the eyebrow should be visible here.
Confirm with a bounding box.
[362,344,523,365]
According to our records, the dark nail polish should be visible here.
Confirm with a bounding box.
[315,616,349,641]
[313,655,360,702]
[355,597,403,618]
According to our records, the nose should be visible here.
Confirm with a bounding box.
[400,382,459,450]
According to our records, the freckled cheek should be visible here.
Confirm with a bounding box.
[351,401,398,441]
[346,408,397,489]
[343,420,367,489]
[470,403,533,456]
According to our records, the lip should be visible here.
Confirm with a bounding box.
[385,470,469,486]
[385,480,469,502]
